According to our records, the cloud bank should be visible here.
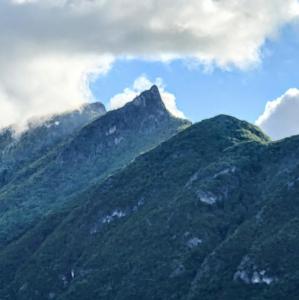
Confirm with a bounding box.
[0,54,113,130]
[109,75,185,119]
[256,88,299,140]
[1,0,299,128]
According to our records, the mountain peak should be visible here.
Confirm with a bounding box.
[187,114,271,148]
[149,84,160,94]
[128,85,166,112]
[80,101,106,115]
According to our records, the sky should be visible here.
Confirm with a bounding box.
[1,0,299,139]
[91,25,299,123]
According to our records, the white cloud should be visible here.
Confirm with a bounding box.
[1,0,299,129]
[4,0,298,67]
[109,75,185,119]
[256,88,299,140]
[0,53,113,131]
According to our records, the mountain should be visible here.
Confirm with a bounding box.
[0,86,190,246]
[4,114,299,300]
[0,102,106,187]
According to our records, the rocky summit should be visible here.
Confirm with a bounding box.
[0,88,299,300]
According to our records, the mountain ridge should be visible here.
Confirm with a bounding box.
[0,86,190,246]
[1,112,293,300]
[0,101,106,188]
[1,88,298,300]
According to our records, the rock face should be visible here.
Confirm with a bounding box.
[0,86,190,246]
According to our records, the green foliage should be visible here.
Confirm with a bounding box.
[0,87,190,246]
[2,113,297,300]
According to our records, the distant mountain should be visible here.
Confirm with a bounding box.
[0,102,106,187]
[6,114,299,300]
[0,86,190,246]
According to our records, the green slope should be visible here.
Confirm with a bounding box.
[0,102,106,188]
[2,115,293,300]
[0,86,190,247]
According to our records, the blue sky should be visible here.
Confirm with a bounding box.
[91,24,299,124]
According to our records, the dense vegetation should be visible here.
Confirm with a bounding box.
[0,86,189,246]
[1,88,298,300]
[0,102,106,187]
